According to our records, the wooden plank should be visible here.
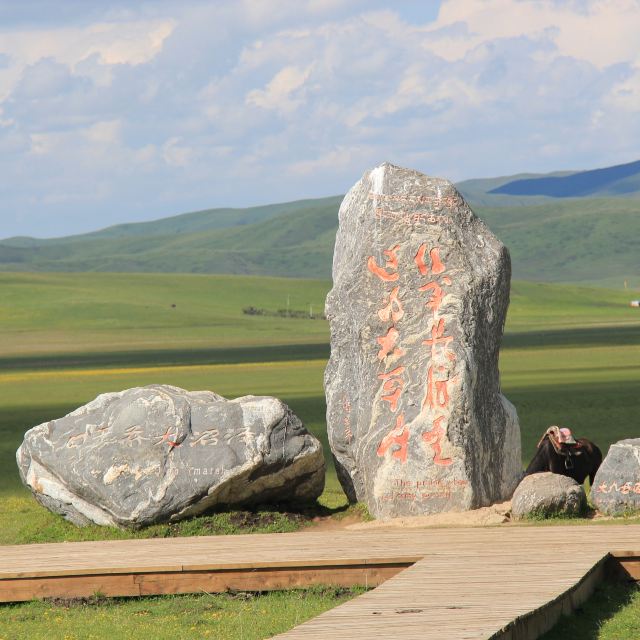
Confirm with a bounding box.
[0,565,407,602]
[610,556,640,582]
[136,564,408,597]
[1,524,638,580]
[495,555,608,640]
[0,562,412,603]
[180,556,422,573]
[0,573,140,602]
[0,556,419,580]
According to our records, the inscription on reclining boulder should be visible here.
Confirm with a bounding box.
[16,385,325,528]
[592,439,640,516]
[325,163,521,519]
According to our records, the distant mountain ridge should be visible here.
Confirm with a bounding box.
[488,159,640,198]
[1,161,638,287]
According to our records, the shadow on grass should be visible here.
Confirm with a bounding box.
[160,500,353,537]
[3,324,640,372]
[0,492,356,546]
[0,402,89,494]
[503,378,640,464]
[0,343,331,372]
[3,376,639,498]
[503,324,640,350]
[539,580,639,640]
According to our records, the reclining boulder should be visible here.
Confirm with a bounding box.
[17,384,325,528]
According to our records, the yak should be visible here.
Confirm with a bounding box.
[524,426,602,486]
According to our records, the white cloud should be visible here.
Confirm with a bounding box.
[427,0,640,68]
[0,18,175,68]
[605,67,640,111]
[29,132,53,155]
[162,137,194,167]
[308,0,354,13]
[0,17,175,98]
[84,119,122,144]
[288,146,360,175]
[246,65,312,113]
[85,20,176,65]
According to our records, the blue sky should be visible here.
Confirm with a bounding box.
[0,0,639,238]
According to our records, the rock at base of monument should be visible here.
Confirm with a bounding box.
[511,472,587,520]
[16,385,325,529]
[324,162,522,519]
[592,439,640,516]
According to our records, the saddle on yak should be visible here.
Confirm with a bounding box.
[538,426,584,470]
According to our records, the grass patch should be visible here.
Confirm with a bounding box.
[0,586,367,640]
[539,581,640,640]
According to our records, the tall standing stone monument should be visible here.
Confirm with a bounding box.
[325,163,521,519]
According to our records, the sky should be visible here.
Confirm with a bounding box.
[0,0,639,239]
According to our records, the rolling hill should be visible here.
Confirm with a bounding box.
[1,163,639,287]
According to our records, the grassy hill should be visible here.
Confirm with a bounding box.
[2,196,638,287]
[1,162,639,286]
[479,198,640,286]
[0,197,341,277]
[2,196,343,246]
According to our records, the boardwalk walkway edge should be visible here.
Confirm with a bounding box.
[0,524,638,639]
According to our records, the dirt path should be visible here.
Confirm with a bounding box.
[306,501,513,532]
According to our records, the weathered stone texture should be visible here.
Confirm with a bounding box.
[511,472,587,520]
[325,162,521,519]
[16,385,325,528]
[592,439,640,516]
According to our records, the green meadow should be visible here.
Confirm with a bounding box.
[1,271,639,541]
[0,587,367,640]
[0,272,330,358]
[1,271,639,638]
[540,580,640,640]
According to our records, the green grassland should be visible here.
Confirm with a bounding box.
[1,271,639,639]
[0,587,367,640]
[540,581,640,640]
[0,272,330,358]
[1,272,639,537]
[1,273,636,359]
[1,193,638,287]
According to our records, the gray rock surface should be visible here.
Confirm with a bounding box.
[16,385,325,528]
[511,472,587,520]
[325,162,521,519]
[592,439,640,516]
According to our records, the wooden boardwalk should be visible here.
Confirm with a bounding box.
[1,524,639,639]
